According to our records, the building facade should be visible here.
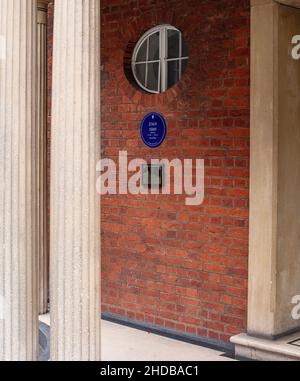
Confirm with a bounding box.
[99,0,250,347]
[1,0,300,361]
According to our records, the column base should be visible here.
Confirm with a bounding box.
[230,332,300,361]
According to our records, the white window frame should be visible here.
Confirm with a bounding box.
[132,25,189,94]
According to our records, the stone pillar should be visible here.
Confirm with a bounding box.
[37,0,49,316]
[0,0,38,361]
[231,0,300,360]
[50,0,101,361]
[247,0,300,339]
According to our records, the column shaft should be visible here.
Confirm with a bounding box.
[37,0,49,316]
[50,0,101,361]
[0,0,38,361]
[248,0,300,338]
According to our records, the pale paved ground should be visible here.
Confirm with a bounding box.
[40,314,235,361]
[101,320,235,361]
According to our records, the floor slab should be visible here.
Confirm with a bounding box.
[39,314,234,361]
[101,320,234,361]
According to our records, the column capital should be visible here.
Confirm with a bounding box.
[37,0,49,24]
[37,0,50,11]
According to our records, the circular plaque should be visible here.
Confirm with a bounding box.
[140,112,167,148]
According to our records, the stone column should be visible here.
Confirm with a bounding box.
[0,0,38,361]
[37,0,49,316]
[247,0,300,339]
[50,0,101,361]
[231,0,300,360]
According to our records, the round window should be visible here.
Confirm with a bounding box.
[132,25,189,94]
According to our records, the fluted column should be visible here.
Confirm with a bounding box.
[50,0,101,361]
[0,0,38,361]
[37,0,49,316]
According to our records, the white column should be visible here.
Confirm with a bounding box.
[37,0,49,316]
[51,0,101,361]
[0,0,38,361]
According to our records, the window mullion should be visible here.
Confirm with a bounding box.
[145,37,149,88]
[160,27,167,93]
[158,60,161,93]
[165,57,189,62]
[134,59,160,65]
[179,33,182,79]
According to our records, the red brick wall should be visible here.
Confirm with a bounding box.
[48,0,250,346]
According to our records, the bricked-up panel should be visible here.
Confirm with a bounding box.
[48,0,250,345]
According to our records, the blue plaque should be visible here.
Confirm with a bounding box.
[140,112,167,148]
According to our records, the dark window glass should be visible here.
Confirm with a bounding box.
[148,32,159,61]
[167,29,180,59]
[147,62,159,92]
[136,40,147,62]
[135,63,146,87]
